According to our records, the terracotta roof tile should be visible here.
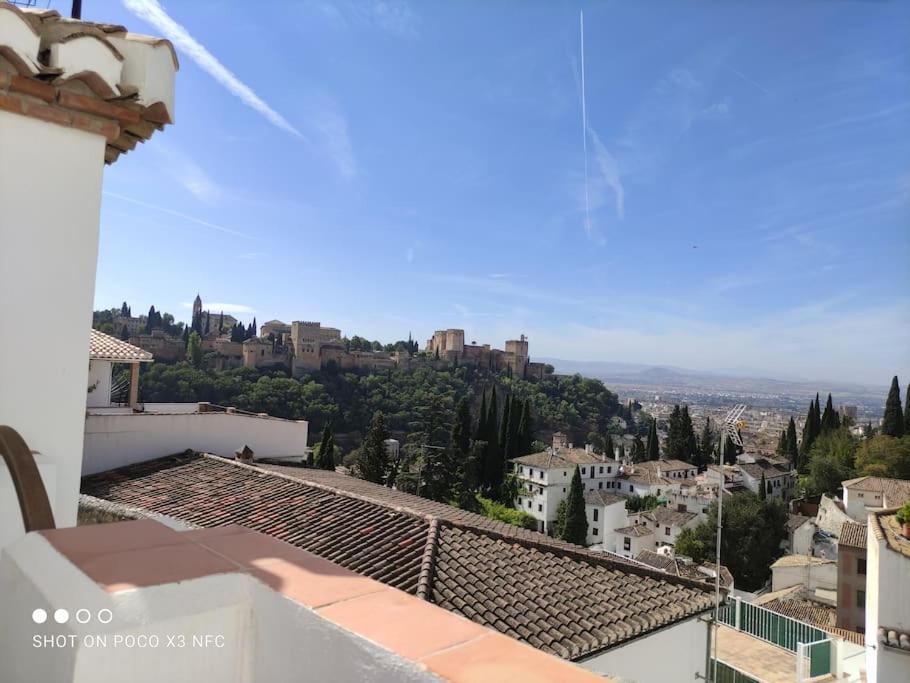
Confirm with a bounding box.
[838,521,867,550]
[82,453,716,661]
[89,329,153,362]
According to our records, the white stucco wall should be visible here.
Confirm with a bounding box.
[771,560,837,593]
[579,615,708,681]
[791,521,814,556]
[86,360,113,408]
[586,501,627,547]
[82,412,309,475]
[0,111,106,540]
[865,524,910,683]
[0,532,439,683]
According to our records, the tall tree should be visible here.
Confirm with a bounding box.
[475,390,487,441]
[517,399,533,456]
[559,466,588,545]
[804,430,857,496]
[758,472,767,500]
[882,376,905,437]
[204,312,211,335]
[315,424,335,470]
[451,397,472,459]
[681,406,698,461]
[631,434,645,462]
[646,418,659,460]
[799,395,821,471]
[146,305,157,333]
[786,417,799,467]
[618,442,626,461]
[499,394,512,452]
[119,324,129,341]
[218,310,224,334]
[120,301,129,317]
[697,417,715,470]
[665,405,683,459]
[820,393,840,433]
[603,433,615,459]
[775,429,788,457]
[187,331,203,367]
[357,412,389,484]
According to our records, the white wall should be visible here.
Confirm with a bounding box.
[579,615,708,681]
[586,501,627,547]
[0,532,438,683]
[0,111,106,540]
[82,412,309,475]
[865,523,910,683]
[791,522,814,556]
[771,560,837,593]
[86,360,113,408]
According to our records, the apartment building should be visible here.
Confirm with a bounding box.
[842,476,910,522]
[837,520,868,634]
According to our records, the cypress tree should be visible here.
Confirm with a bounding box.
[315,424,335,470]
[146,305,157,333]
[820,393,839,433]
[475,390,487,441]
[618,443,626,461]
[698,417,715,469]
[681,406,698,461]
[665,405,684,460]
[517,399,533,456]
[357,412,389,484]
[882,376,904,437]
[786,417,799,467]
[204,312,210,335]
[499,395,512,452]
[603,434,614,459]
[251,317,257,337]
[218,311,224,334]
[119,325,130,341]
[646,419,659,460]
[451,397,472,458]
[560,467,588,545]
[121,301,129,317]
[800,396,820,464]
[759,472,767,500]
[775,430,788,457]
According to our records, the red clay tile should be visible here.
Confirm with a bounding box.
[41,519,192,563]
[318,588,488,660]
[250,556,384,609]
[77,542,240,593]
[421,632,603,683]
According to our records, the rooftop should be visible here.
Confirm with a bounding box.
[643,506,698,527]
[753,585,865,645]
[770,554,835,569]
[511,448,606,469]
[81,453,716,661]
[842,476,910,505]
[634,550,734,590]
[614,524,654,538]
[583,490,626,507]
[89,328,153,362]
[870,508,910,558]
[786,514,812,532]
[0,3,177,164]
[838,521,867,550]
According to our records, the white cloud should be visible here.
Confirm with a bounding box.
[123,0,303,139]
[181,302,255,314]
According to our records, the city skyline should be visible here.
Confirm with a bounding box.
[93,1,909,385]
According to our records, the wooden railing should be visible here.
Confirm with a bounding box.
[0,426,55,531]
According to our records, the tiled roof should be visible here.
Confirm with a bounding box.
[754,586,835,628]
[838,521,867,550]
[89,329,153,362]
[654,459,694,471]
[615,524,654,537]
[787,514,812,532]
[82,453,716,661]
[511,448,606,469]
[740,460,791,479]
[770,554,834,569]
[645,507,697,527]
[635,551,734,590]
[844,477,910,507]
[583,490,626,507]
[870,509,910,558]
[634,550,676,572]
[0,4,177,164]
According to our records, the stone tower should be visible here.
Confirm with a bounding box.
[192,293,203,320]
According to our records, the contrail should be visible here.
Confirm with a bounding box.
[579,11,592,239]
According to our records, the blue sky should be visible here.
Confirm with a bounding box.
[93,1,909,386]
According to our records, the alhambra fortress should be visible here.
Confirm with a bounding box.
[113,295,551,378]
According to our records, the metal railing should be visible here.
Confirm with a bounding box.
[796,638,832,681]
[0,426,55,531]
[710,659,763,683]
[719,597,828,653]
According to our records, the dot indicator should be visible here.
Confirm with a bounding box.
[32,609,47,624]
[97,609,113,624]
[53,609,69,624]
[75,609,91,624]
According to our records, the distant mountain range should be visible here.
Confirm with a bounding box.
[538,358,886,400]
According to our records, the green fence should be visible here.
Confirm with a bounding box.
[718,600,828,652]
[710,659,760,683]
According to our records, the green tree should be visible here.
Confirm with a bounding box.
[786,417,799,467]
[517,399,533,456]
[681,406,698,461]
[357,411,389,484]
[882,376,905,437]
[665,405,683,459]
[625,494,659,513]
[820,393,840,433]
[775,430,787,457]
[314,424,335,470]
[119,325,130,341]
[631,435,645,462]
[799,395,821,472]
[673,492,787,591]
[559,466,588,545]
[451,397,472,458]
[803,429,856,497]
[759,472,767,500]
[187,331,203,368]
[855,435,910,479]
[646,418,660,460]
[697,417,716,470]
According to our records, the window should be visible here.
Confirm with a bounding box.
[593,509,599,522]
[581,467,586,474]
[598,481,603,489]
[527,500,532,510]
[665,526,671,536]
[624,537,631,551]
[858,558,866,575]
[563,488,566,493]
[599,466,604,474]
[538,504,542,512]
[607,466,612,473]
[856,590,865,608]
[629,484,633,492]
[539,470,544,479]
[563,471,567,477]
[593,527,598,536]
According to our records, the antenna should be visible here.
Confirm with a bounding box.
[706,403,746,681]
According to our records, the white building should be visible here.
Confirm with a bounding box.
[86,330,153,408]
[865,508,910,683]
[737,456,797,501]
[842,476,910,522]
[511,434,623,534]
[614,521,654,559]
[787,514,815,556]
[770,554,837,597]
[583,490,627,547]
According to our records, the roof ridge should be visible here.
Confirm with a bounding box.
[416,518,441,601]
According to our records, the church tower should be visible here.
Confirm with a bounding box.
[192,293,203,319]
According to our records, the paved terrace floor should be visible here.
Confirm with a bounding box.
[716,624,795,683]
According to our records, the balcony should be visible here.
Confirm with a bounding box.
[0,518,605,683]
